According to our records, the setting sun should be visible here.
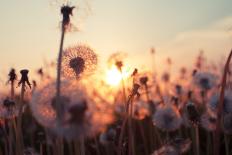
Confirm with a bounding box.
[105,66,130,86]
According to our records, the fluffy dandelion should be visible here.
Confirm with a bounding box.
[192,71,217,90]
[31,80,112,140]
[0,97,18,119]
[152,104,182,131]
[62,44,97,79]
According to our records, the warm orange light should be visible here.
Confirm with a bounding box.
[105,66,130,86]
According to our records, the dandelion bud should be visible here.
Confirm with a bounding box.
[186,102,200,124]
[61,5,75,27]
[18,69,31,89]
[115,61,123,71]
[132,83,140,96]
[8,68,16,83]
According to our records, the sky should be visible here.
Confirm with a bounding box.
[0,0,232,78]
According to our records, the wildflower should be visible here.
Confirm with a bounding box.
[192,72,217,90]
[201,110,217,131]
[62,44,97,79]
[18,69,31,89]
[208,90,232,114]
[152,104,182,131]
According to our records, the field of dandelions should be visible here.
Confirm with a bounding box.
[1,4,232,155]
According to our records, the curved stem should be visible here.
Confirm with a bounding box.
[214,49,232,155]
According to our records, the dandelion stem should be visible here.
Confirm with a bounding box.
[56,25,65,120]
[195,125,200,155]
[206,132,211,155]
[214,49,232,155]
[138,121,149,155]
[224,133,230,155]
[16,82,25,155]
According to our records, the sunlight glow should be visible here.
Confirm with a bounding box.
[105,66,130,86]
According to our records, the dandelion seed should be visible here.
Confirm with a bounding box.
[62,44,97,79]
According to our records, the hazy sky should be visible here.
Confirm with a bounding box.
[0,0,232,76]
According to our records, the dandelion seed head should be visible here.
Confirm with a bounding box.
[62,44,97,79]
[152,104,182,131]
[193,72,217,90]
[208,90,232,114]
[31,80,112,140]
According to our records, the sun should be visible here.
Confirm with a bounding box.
[105,66,130,86]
